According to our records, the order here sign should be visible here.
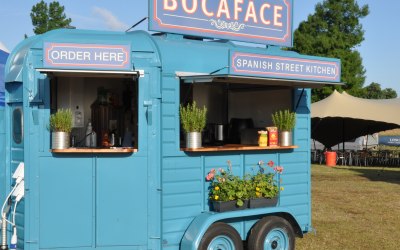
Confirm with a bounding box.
[149,0,293,46]
[43,43,131,70]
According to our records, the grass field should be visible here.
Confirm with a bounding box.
[296,165,400,250]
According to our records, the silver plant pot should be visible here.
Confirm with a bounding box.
[279,130,292,147]
[186,132,202,149]
[52,132,70,149]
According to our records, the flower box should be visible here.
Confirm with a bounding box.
[211,200,249,212]
[248,197,278,208]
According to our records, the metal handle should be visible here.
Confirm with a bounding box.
[144,100,153,125]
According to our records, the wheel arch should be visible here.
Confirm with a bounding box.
[180,209,303,250]
[271,212,304,238]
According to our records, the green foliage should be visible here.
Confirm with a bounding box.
[49,109,73,133]
[292,0,369,102]
[207,160,283,207]
[31,0,72,34]
[271,109,296,131]
[179,101,207,133]
[359,82,397,99]
[249,172,279,199]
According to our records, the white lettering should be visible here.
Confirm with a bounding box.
[260,3,271,25]
[273,6,283,27]
[234,0,243,20]
[182,0,197,14]
[164,0,177,11]
[217,0,231,19]
[201,0,214,17]
[245,1,257,23]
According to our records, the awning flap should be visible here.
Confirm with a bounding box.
[178,73,344,88]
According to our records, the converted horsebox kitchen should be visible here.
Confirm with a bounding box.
[0,0,341,250]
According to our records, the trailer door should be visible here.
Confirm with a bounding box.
[37,69,151,249]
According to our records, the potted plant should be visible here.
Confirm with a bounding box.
[271,109,296,146]
[49,108,73,149]
[206,160,283,212]
[180,101,207,148]
[206,161,250,212]
[248,160,283,208]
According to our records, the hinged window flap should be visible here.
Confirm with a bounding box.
[179,74,344,89]
[36,68,140,79]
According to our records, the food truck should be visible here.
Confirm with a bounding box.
[1,1,341,249]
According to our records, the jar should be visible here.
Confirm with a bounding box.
[258,131,268,147]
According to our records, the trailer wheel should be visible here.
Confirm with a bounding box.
[248,216,295,250]
[198,222,243,250]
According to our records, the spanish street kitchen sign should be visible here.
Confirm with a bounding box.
[149,0,293,46]
[230,52,341,82]
[43,43,131,70]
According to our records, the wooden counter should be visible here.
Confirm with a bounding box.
[181,144,298,152]
[51,147,137,154]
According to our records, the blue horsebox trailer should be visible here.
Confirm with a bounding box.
[1,28,341,250]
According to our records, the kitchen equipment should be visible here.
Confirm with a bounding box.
[228,118,254,144]
[214,124,226,145]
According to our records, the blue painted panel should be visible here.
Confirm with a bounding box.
[162,103,177,116]
[39,157,93,248]
[96,156,148,247]
[8,103,25,246]
[5,82,23,103]
[162,116,176,129]
[0,50,7,107]
[162,129,176,143]
[162,89,176,103]
[0,108,5,212]
[163,217,196,234]
[280,194,309,206]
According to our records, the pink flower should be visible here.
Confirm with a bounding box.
[274,166,284,173]
[267,160,274,167]
[206,169,216,181]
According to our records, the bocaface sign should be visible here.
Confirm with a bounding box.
[43,43,131,70]
[149,0,293,46]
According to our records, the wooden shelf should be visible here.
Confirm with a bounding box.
[51,147,137,154]
[181,144,298,152]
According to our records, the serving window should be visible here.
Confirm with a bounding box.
[180,79,294,151]
[48,71,138,153]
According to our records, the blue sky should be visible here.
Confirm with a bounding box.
[0,0,399,94]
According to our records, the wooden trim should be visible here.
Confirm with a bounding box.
[51,147,137,154]
[181,144,298,152]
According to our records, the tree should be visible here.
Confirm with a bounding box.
[31,0,72,35]
[362,82,397,99]
[292,0,369,102]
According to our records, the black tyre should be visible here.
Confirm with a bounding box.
[248,216,295,250]
[198,222,244,250]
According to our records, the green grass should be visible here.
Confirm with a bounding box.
[296,165,400,250]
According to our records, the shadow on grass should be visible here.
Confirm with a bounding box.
[344,166,400,185]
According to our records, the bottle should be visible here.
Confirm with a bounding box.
[90,131,97,147]
[110,132,115,147]
[10,227,17,250]
[85,122,93,147]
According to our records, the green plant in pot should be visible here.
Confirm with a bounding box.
[180,101,207,148]
[271,109,296,146]
[49,108,73,149]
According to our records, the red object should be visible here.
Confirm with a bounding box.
[267,127,278,147]
[325,151,337,167]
